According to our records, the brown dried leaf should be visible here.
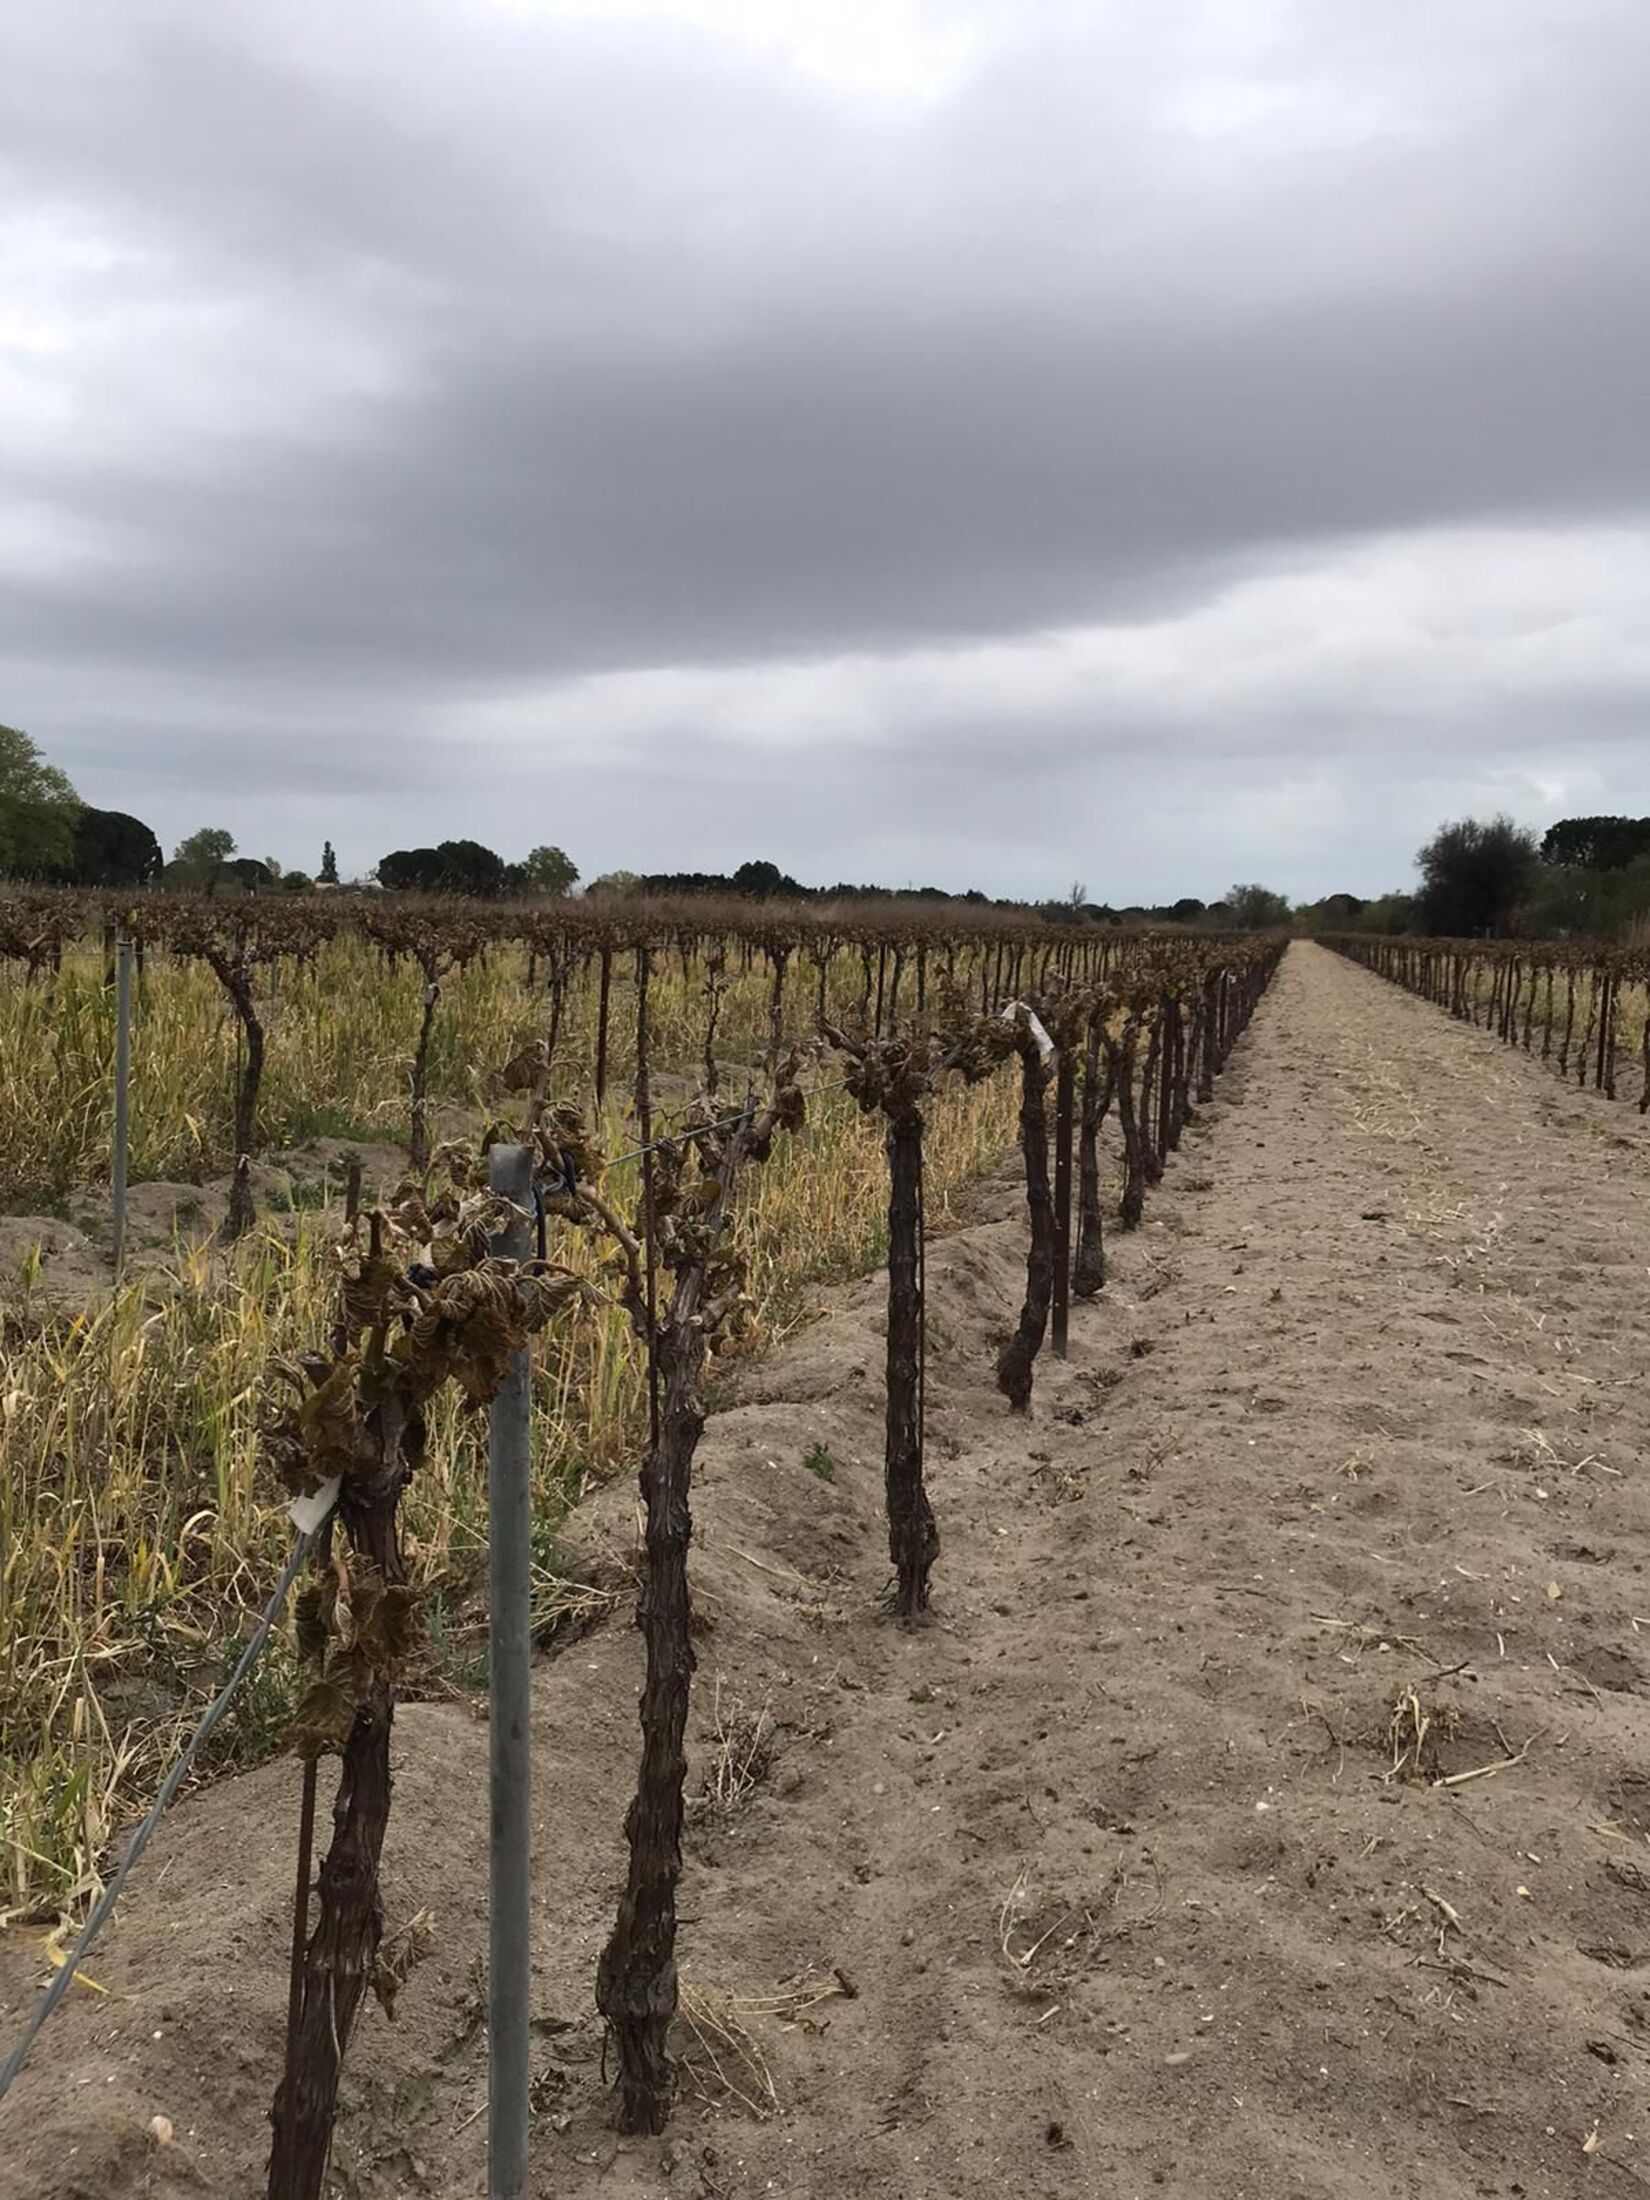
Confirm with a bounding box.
[372,1909,436,2020]
[293,1579,335,1666]
[341,1256,401,1339]
[285,1669,361,1760]
[297,1356,360,1475]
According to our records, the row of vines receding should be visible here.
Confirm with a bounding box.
[1321,932,1650,1113]
[0,886,1282,2186]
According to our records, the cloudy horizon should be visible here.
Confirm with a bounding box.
[4,0,1647,901]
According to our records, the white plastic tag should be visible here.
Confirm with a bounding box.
[289,1477,342,1535]
[1001,1000,1056,1061]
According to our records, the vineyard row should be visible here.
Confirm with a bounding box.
[0,902,1282,2192]
[268,935,1284,2180]
[1323,933,1650,1112]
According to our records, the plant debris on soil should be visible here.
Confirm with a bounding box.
[3,944,1650,2199]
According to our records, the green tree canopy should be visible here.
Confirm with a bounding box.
[1540,816,1650,871]
[376,846,443,892]
[168,826,238,891]
[174,826,236,865]
[221,857,274,893]
[1416,815,1538,936]
[67,807,163,887]
[0,725,80,879]
[1225,883,1292,930]
[521,844,578,896]
[319,839,339,885]
[377,840,509,896]
[730,858,803,898]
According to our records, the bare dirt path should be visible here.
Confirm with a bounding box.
[6,940,1650,2200]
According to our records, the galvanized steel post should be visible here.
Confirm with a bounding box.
[487,1143,534,2199]
[112,936,133,1278]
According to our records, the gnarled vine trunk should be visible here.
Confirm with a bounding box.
[996,1032,1054,1410]
[1073,1013,1113,1297]
[1112,1026,1146,1231]
[267,1444,409,2199]
[219,961,265,1241]
[1137,1021,1164,1186]
[595,1278,706,2133]
[1051,1045,1075,1356]
[884,1108,935,1616]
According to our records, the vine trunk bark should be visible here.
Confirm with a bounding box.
[267,1444,409,2199]
[884,1109,935,1617]
[996,1035,1054,1410]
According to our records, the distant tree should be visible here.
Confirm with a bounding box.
[1540,816,1650,872]
[163,826,238,891]
[1169,896,1207,924]
[219,858,274,894]
[1067,879,1088,909]
[586,870,641,897]
[1225,883,1292,930]
[730,858,803,899]
[65,807,163,887]
[1518,855,1650,940]
[319,839,340,885]
[0,724,80,879]
[637,870,725,896]
[376,847,444,893]
[1036,897,1081,926]
[279,869,315,895]
[1416,816,1538,936]
[1373,892,1420,934]
[521,844,578,897]
[174,826,236,868]
[376,840,507,896]
[1293,891,1368,930]
[433,839,506,896]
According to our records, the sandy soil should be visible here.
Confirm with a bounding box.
[5,940,1650,2200]
[1,1138,421,1307]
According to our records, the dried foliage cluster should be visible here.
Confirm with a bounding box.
[260,1136,591,2193]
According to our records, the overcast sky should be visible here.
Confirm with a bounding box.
[3,0,1647,902]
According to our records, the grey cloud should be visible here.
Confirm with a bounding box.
[3,0,1649,893]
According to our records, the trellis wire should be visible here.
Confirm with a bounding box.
[0,1526,321,2103]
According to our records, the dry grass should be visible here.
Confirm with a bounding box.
[1457,963,1650,1087]
[0,931,1005,1199]
[0,981,1018,1915]
[1385,1685,1461,1783]
[998,1854,1166,1999]
[675,1974,851,2117]
[698,1683,777,1815]
[1343,1052,1425,1143]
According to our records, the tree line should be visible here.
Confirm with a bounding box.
[1302,815,1650,941]
[0,725,1259,920]
[0,725,582,899]
[6,721,1648,937]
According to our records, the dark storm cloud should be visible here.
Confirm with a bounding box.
[3,0,1648,891]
